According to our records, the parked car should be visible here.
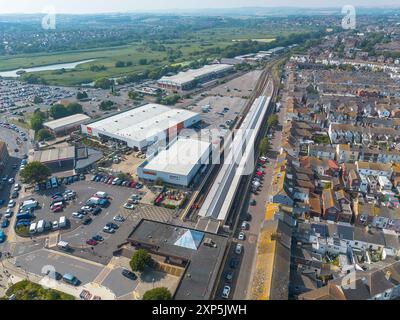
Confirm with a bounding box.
[72,212,84,219]
[11,191,19,199]
[103,226,115,234]
[62,274,80,286]
[52,221,59,230]
[113,215,125,222]
[221,285,231,299]
[225,271,234,282]
[229,258,239,269]
[83,218,93,225]
[1,219,9,228]
[238,232,245,241]
[122,269,137,280]
[92,235,104,242]
[107,222,119,229]
[92,207,102,216]
[7,200,15,208]
[123,203,134,210]
[86,239,98,246]
[235,243,243,255]
[241,221,249,230]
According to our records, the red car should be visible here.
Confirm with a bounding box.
[52,206,63,213]
[86,239,98,246]
[130,181,137,188]
[107,177,114,184]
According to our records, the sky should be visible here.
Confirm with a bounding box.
[0,0,399,14]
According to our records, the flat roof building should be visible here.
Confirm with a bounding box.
[81,104,200,151]
[31,146,102,174]
[158,64,234,91]
[137,138,211,187]
[119,220,228,300]
[44,114,91,136]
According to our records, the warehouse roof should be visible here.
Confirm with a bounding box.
[86,104,199,143]
[32,146,75,163]
[143,138,211,176]
[158,64,233,86]
[44,114,91,131]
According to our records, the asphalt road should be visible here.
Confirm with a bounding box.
[14,248,103,285]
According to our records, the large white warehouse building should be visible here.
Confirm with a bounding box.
[81,104,200,150]
[158,64,234,91]
[137,138,211,187]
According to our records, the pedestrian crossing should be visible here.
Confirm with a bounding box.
[118,204,174,224]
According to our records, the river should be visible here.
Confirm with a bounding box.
[0,59,96,78]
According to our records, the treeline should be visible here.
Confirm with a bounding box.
[49,102,83,120]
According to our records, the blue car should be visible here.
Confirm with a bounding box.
[16,221,31,227]
[0,231,6,243]
[1,219,9,228]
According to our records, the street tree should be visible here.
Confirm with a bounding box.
[130,249,152,272]
[20,162,51,184]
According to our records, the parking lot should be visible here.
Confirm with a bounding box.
[14,248,104,286]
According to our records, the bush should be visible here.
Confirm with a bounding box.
[130,249,152,272]
[36,129,54,142]
[99,100,117,111]
[143,288,172,300]
[5,280,74,300]
[163,204,177,210]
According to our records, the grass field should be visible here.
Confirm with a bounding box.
[0,26,316,86]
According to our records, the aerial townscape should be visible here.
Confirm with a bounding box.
[0,1,399,306]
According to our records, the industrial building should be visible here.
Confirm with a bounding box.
[157,64,234,91]
[81,104,200,151]
[44,113,91,136]
[31,146,102,174]
[137,138,211,187]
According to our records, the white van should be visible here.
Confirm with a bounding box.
[36,220,45,233]
[57,241,70,251]
[95,191,107,199]
[29,223,37,234]
[21,199,38,211]
[59,216,67,228]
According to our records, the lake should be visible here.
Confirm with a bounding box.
[0,59,96,78]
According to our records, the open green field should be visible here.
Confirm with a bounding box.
[0,25,317,86]
[0,40,233,86]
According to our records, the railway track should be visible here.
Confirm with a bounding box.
[183,58,283,222]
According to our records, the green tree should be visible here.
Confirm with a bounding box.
[94,78,113,89]
[36,129,54,142]
[99,100,117,111]
[115,61,126,68]
[50,104,70,120]
[76,91,89,100]
[139,58,148,65]
[259,137,270,155]
[130,249,152,272]
[142,288,172,300]
[267,114,279,129]
[20,162,51,184]
[128,91,139,100]
[66,102,83,115]
[30,114,44,132]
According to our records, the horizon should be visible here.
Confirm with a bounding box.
[0,1,399,14]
